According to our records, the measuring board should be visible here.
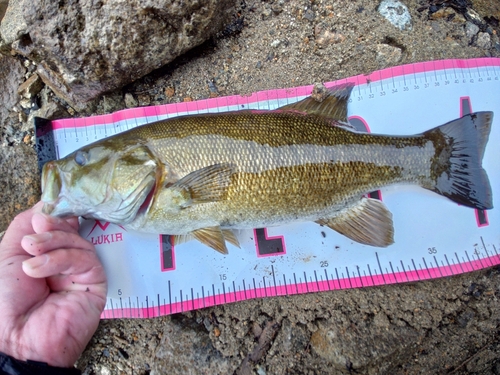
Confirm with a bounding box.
[35,58,500,319]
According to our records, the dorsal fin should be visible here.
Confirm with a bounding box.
[278,83,354,123]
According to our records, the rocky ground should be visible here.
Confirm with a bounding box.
[1,0,500,374]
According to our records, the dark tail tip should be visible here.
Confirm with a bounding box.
[425,111,493,210]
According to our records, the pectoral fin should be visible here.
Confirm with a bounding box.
[316,198,394,247]
[278,83,354,123]
[168,163,234,208]
[173,228,240,253]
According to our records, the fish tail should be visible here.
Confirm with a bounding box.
[424,111,493,210]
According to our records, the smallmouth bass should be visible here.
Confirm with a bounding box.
[41,84,493,253]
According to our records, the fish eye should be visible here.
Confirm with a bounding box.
[74,150,89,166]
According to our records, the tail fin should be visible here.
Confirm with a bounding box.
[424,111,493,210]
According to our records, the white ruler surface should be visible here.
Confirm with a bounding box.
[35,58,500,318]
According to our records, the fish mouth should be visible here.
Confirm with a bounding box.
[41,161,63,215]
[42,202,56,215]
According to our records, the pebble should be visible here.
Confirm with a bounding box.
[376,44,402,68]
[96,365,111,375]
[378,0,412,31]
[466,21,480,39]
[137,94,150,106]
[19,98,33,109]
[315,29,345,47]
[262,7,272,20]
[303,9,315,22]
[271,39,281,48]
[164,87,175,98]
[124,93,138,108]
[271,5,283,15]
[476,32,491,49]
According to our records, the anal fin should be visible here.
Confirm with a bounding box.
[316,198,394,247]
[174,228,240,254]
[222,229,241,248]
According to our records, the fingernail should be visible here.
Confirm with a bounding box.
[24,232,52,244]
[32,201,45,213]
[37,212,62,224]
[23,254,48,270]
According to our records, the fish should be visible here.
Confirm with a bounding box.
[40,84,494,254]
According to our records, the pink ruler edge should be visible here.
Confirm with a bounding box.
[101,253,500,319]
[53,57,500,130]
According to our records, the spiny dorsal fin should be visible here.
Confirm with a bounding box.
[316,197,394,247]
[169,163,234,208]
[191,226,228,254]
[278,83,354,123]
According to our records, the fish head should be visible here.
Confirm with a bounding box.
[41,142,159,224]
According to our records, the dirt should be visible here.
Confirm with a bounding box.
[1,0,500,374]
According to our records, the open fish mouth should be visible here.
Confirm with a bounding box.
[41,161,62,213]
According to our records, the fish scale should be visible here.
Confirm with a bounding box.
[121,112,433,234]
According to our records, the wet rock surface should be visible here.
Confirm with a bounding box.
[1,0,500,373]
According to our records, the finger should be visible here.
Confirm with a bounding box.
[47,265,107,294]
[21,230,94,256]
[22,247,103,280]
[65,216,80,232]
[31,213,79,235]
[0,203,43,257]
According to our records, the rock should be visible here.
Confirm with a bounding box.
[429,7,454,20]
[464,8,483,27]
[271,5,283,15]
[310,318,422,372]
[17,73,43,99]
[0,54,25,127]
[378,0,412,31]
[261,7,272,20]
[303,9,315,22]
[271,40,281,48]
[375,43,402,68]
[0,0,8,22]
[315,29,345,47]
[28,101,70,125]
[0,0,27,49]
[466,21,480,39]
[164,87,175,98]
[476,32,491,49]
[1,0,237,110]
[151,316,239,374]
[0,144,40,232]
[124,93,138,108]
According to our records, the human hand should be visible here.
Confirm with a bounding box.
[0,202,107,368]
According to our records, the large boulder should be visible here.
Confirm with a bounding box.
[0,54,24,129]
[0,0,237,110]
